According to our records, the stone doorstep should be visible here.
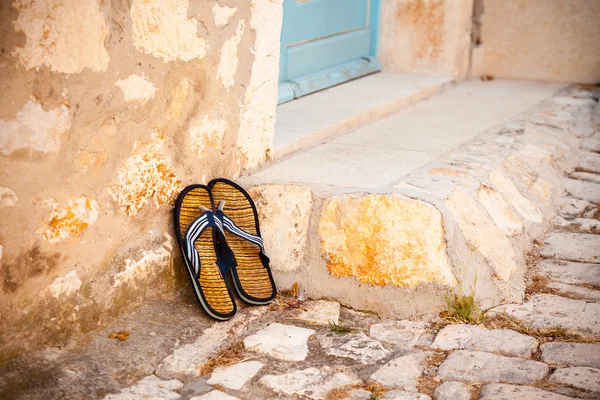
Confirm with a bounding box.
[272,73,453,161]
[239,83,596,318]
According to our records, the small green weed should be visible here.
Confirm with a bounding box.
[329,321,355,335]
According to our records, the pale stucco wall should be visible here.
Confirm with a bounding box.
[379,0,474,79]
[0,0,282,361]
[481,0,600,83]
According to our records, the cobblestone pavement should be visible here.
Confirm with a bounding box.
[1,90,600,400]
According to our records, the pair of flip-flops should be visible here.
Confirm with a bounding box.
[173,178,277,320]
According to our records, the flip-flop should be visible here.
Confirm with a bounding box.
[208,178,277,305]
[173,184,237,320]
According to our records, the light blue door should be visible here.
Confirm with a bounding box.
[278,0,381,104]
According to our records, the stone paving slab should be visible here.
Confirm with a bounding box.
[437,350,549,385]
[103,375,183,400]
[549,367,600,394]
[564,179,600,204]
[259,366,361,400]
[191,390,239,400]
[317,332,390,364]
[540,232,600,263]
[553,216,600,234]
[431,324,538,358]
[243,322,315,361]
[570,171,600,184]
[369,320,430,348]
[206,361,263,390]
[581,137,600,152]
[579,151,600,173]
[479,383,577,400]
[541,342,600,368]
[489,294,600,336]
[547,281,600,301]
[382,390,432,400]
[558,197,598,219]
[370,352,432,391]
[538,260,600,286]
[433,382,470,400]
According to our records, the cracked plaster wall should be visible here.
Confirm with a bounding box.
[0,0,282,361]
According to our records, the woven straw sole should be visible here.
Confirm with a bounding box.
[210,180,276,304]
[175,186,235,318]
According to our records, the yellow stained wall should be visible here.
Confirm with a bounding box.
[0,0,282,361]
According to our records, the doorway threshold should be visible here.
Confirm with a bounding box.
[273,72,453,160]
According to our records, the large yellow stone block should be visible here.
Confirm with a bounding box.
[318,194,455,288]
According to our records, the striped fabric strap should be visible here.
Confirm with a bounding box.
[219,213,267,256]
[184,211,224,277]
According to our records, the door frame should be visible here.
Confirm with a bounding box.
[278,0,381,105]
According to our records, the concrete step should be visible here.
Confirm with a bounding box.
[273,72,453,160]
[240,80,599,318]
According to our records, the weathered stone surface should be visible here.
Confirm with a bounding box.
[156,309,266,380]
[564,179,600,204]
[491,171,543,223]
[558,197,596,219]
[115,74,157,105]
[437,351,548,384]
[570,171,600,184]
[446,190,517,281]
[479,383,577,400]
[248,185,312,272]
[431,324,538,358]
[434,381,469,400]
[554,216,600,234]
[235,0,282,171]
[217,20,244,89]
[295,300,340,325]
[13,0,109,73]
[383,391,432,400]
[370,352,432,391]
[130,0,207,62]
[42,270,82,298]
[41,196,100,244]
[109,134,182,218]
[259,367,361,400]
[489,294,600,336]
[189,116,227,159]
[540,232,600,263]
[319,194,454,287]
[103,375,183,400]
[0,187,18,208]
[191,391,239,400]
[369,320,430,348]
[113,237,173,287]
[317,332,390,365]
[0,100,71,156]
[581,137,600,153]
[243,323,315,361]
[206,361,263,390]
[550,367,600,394]
[579,151,600,173]
[547,281,600,301]
[477,184,523,237]
[538,260,600,286]
[541,342,600,368]
[213,3,236,27]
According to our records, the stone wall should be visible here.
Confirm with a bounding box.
[379,0,474,79]
[481,0,600,83]
[0,0,282,361]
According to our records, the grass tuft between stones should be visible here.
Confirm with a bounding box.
[200,341,246,375]
[328,321,356,335]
